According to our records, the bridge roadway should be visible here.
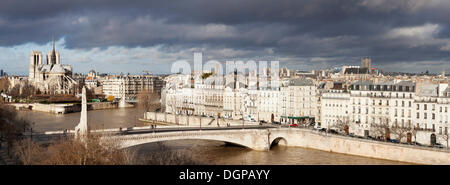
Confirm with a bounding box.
[120,125,277,135]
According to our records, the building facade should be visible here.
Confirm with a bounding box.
[163,74,318,123]
[321,89,350,130]
[102,75,164,100]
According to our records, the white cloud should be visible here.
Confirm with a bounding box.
[386,23,440,39]
[358,0,445,13]
[384,23,450,50]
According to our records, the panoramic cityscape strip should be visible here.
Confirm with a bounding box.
[1,1,450,175]
[0,40,449,166]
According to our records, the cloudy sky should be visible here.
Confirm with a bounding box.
[0,0,449,75]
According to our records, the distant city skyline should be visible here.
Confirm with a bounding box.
[1,38,448,76]
[1,0,450,75]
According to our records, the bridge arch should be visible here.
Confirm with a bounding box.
[106,129,270,151]
[270,137,287,149]
[125,138,252,150]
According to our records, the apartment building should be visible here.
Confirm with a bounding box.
[102,75,164,100]
[321,88,350,130]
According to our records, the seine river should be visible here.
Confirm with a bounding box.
[17,107,408,165]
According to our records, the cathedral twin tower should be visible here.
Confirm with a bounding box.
[29,35,61,81]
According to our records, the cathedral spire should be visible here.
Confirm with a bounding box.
[50,33,56,65]
[52,33,55,52]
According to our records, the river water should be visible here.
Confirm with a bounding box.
[17,107,144,132]
[17,107,408,165]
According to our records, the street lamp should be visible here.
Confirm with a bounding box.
[31,122,35,141]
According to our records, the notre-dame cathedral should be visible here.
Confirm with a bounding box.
[28,35,77,94]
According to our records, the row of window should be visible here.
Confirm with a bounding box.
[351,99,414,107]
[351,85,415,92]
[416,104,448,112]
[324,104,348,108]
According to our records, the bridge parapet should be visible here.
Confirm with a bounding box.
[103,129,272,151]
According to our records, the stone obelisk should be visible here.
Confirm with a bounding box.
[75,86,89,140]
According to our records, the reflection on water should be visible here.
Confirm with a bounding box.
[18,108,409,165]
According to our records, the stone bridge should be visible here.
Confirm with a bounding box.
[101,128,291,151]
[33,126,450,164]
[99,127,450,164]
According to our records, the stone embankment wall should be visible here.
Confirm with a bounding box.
[88,102,118,110]
[30,103,80,114]
[273,128,450,165]
[10,102,119,114]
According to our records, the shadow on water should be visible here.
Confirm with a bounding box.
[270,137,288,150]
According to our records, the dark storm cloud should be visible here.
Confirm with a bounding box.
[0,0,450,73]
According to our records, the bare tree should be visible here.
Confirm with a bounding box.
[165,94,175,114]
[371,119,390,141]
[48,94,80,103]
[13,135,138,165]
[13,135,203,165]
[45,136,137,165]
[331,116,350,134]
[72,81,83,95]
[0,77,10,94]
[411,127,418,144]
[390,124,410,143]
[9,81,35,100]
[137,90,161,113]
[0,102,30,156]
[73,82,95,99]
[23,81,36,98]
[13,139,46,165]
